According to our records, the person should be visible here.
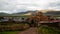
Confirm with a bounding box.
[21,17,25,23]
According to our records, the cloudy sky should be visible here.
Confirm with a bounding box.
[0,0,60,14]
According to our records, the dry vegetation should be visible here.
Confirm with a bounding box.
[0,23,30,31]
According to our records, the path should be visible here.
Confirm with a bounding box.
[18,27,38,34]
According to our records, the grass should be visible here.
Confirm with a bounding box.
[0,23,30,30]
[38,25,60,34]
[0,23,30,34]
[0,31,21,34]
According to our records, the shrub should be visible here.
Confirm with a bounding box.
[38,25,60,34]
[0,23,30,31]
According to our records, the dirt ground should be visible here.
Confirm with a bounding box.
[18,27,38,34]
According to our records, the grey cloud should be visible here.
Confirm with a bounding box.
[49,1,60,7]
[0,0,60,13]
[0,0,16,11]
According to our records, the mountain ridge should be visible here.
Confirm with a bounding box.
[0,10,60,16]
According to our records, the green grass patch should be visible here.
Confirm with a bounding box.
[38,25,60,34]
[0,31,21,34]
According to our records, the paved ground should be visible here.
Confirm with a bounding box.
[18,27,38,34]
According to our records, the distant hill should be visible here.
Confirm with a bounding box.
[45,11,60,16]
[0,11,36,16]
[14,11,36,14]
[0,10,60,16]
[13,10,36,16]
[0,12,10,16]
